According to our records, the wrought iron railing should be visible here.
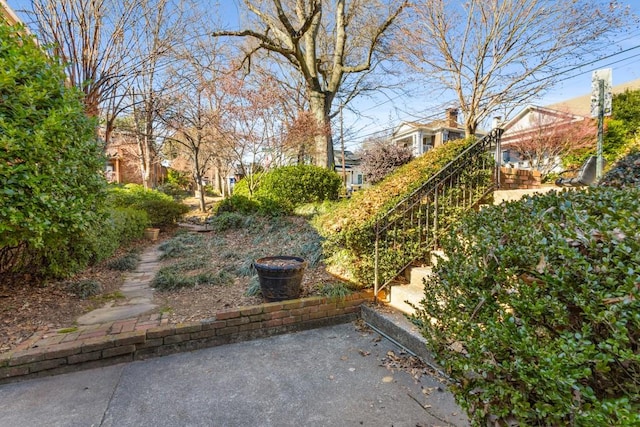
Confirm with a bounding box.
[373,128,503,300]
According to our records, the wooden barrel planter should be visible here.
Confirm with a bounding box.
[144,227,160,241]
[253,256,308,302]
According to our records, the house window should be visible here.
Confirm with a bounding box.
[357,174,363,185]
[502,150,511,163]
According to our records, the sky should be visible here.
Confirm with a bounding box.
[7,0,640,151]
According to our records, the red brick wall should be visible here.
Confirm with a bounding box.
[0,292,372,383]
[499,167,541,189]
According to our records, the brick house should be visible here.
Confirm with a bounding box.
[103,129,166,186]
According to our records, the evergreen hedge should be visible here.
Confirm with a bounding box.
[416,188,640,425]
[0,23,107,277]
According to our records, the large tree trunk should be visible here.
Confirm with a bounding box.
[309,91,334,168]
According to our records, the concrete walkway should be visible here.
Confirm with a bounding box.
[77,244,162,325]
[0,323,468,427]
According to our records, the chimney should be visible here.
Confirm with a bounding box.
[446,108,458,127]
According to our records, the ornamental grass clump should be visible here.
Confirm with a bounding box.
[415,187,639,426]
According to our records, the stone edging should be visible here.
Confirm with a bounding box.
[0,291,372,384]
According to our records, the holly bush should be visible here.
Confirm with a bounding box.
[415,188,639,426]
[0,23,107,277]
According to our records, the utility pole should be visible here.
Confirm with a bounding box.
[340,103,347,189]
[596,80,605,180]
[591,68,611,181]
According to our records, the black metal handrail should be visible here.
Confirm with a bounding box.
[373,128,503,300]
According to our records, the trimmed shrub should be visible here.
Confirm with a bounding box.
[0,22,107,277]
[315,138,479,285]
[107,184,189,228]
[415,188,640,425]
[32,206,148,277]
[108,207,149,246]
[231,165,342,215]
[156,182,189,200]
[207,212,246,232]
[215,194,260,215]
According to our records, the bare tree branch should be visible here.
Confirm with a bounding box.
[401,0,631,136]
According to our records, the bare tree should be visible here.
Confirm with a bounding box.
[506,109,595,178]
[357,135,412,183]
[213,0,408,168]
[29,0,142,120]
[127,0,191,188]
[402,0,631,137]
[159,32,227,211]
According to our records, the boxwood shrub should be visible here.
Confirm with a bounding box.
[231,165,342,215]
[107,184,189,228]
[415,187,640,425]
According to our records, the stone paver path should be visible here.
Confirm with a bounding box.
[5,243,170,357]
[77,244,162,325]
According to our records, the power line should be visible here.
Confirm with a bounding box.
[342,44,640,147]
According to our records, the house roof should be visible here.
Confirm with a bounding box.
[502,105,586,134]
[501,104,590,146]
[1,0,22,26]
[393,119,465,137]
[545,78,640,116]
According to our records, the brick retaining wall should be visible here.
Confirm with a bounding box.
[499,167,541,189]
[0,291,372,384]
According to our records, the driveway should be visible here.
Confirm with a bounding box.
[0,322,468,427]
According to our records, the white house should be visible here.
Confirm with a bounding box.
[500,78,640,170]
[391,109,473,157]
[334,150,365,192]
[500,105,591,171]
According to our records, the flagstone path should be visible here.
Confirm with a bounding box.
[76,244,162,325]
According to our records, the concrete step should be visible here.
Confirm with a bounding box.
[388,282,424,315]
[361,304,435,366]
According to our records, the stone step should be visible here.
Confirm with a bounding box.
[388,282,423,315]
[390,264,436,315]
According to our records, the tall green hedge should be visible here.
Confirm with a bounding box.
[416,188,640,425]
[0,23,107,277]
[107,184,189,228]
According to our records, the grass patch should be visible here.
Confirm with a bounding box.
[89,291,125,303]
[158,232,205,259]
[65,279,103,299]
[57,327,78,334]
[317,282,353,299]
[107,252,140,271]
[245,276,261,297]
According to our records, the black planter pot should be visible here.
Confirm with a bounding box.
[253,256,308,302]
